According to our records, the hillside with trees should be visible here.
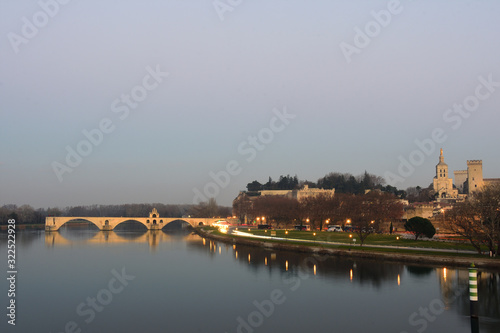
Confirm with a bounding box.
[246,171,406,198]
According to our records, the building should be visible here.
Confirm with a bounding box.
[454,160,500,196]
[432,149,500,200]
[404,203,434,220]
[453,170,468,194]
[259,184,335,200]
[433,149,458,202]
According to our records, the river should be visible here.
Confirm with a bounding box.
[1,226,499,333]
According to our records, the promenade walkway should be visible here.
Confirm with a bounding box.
[231,230,478,255]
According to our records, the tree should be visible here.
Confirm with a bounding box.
[18,204,35,224]
[246,181,262,192]
[349,191,404,245]
[192,198,221,218]
[300,193,336,231]
[446,184,500,255]
[406,184,434,203]
[250,196,299,228]
[47,207,62,217]
[233,193,253,223]
[446,201,486,254]
[404,217,436,240]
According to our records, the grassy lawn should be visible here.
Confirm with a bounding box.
[201,228,497,260]
[233,229,483,252]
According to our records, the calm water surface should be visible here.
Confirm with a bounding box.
[1,227,499,333]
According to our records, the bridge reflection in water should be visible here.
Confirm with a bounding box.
[44,229,199,251]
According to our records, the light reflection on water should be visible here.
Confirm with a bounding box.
[0,228,499,333]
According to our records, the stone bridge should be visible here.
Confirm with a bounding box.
[45,208,222,231]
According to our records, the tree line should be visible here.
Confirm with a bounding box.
[0,201,231,225]
[233,190,404,245]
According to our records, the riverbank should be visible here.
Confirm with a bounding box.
[195,227,500,270]
[0,224,45,231]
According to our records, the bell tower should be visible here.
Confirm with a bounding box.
[435,148,448,179]
[433,149,457,201]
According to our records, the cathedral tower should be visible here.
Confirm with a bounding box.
[433,149,458,201]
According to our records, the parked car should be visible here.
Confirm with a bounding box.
[257,224,271,230]
[343,225,357,232]
[327,225,343,232]
[294,225,309,231]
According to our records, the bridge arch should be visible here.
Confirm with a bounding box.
[113,219,148,230]
[162,219,193,230]
[57,218,101,230]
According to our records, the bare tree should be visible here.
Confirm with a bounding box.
[447,184,500,255]
[232,193,253,223]
[192,198,221,218]
[249,196,299,228]
[300,193,336,231]
[348,191,404,246]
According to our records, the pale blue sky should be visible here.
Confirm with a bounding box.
[1,0,499,208]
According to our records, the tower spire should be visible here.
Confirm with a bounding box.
[439,148,444,163]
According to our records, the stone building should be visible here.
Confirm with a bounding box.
[433,149,458,201]
[454,160,500,196]
[243,184,335,201]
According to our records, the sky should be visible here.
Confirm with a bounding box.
[1,0,499,209]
